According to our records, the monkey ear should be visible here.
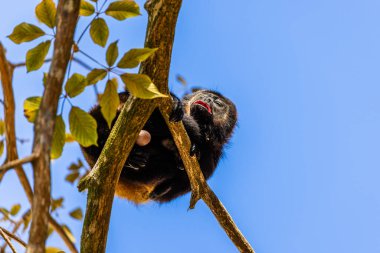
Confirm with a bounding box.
[191,87,202,93]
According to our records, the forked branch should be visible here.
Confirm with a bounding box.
[79,0,254,252]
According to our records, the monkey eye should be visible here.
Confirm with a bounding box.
[214,100,224,107]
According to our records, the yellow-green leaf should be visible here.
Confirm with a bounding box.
[117,48,158,69]
[10,204,21,216]
[24,96,42,123]
[51,116,66,159]
[8,23,45,44]
[80,0,95,16]
[120,73,167,99]
[68,159,83,171]
[69,106,98,147]
[90,18,109,47]
[65,73,87,98]
[106,40,119,67]
[65,171,80,183]
[62,225,76,243]
[100,79,119,128]
[69,208,83,220]
[51,197,64,212]
[86,68,107,85]
[0,120,5,136]
[105,1,140,21]
[46,247,65,253]
[26,40,51,72]
[43,72,48,87]
[0,141,4,157]
[22,212,32,232]
[35,0,57,28]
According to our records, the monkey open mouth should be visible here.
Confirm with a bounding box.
[193,100,212,114]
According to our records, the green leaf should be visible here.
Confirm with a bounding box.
[8,23,45,44]
[22,212,32,232]
[0,141,4,157]
[23,96,42,123]
[80,0,95,16]
[26,40,51,72]
[62,225,76,243]
[69,106,98,147]
[51,116,66,159]
[86,69,107,85]
[69,208,83,220]
[100,79,120,128]
[106,40,119,67]
[120,73,167,99]
[0,119,5,136]
[90,18,109,47]
[35,0,57,28]
[51,197,64,212]
[65,73,87,98]
[10,204,21,216]
[43,72,48,87]
[68,159,83,171]
[105,1,141,21]
[117,48,158,69]
[65,171,80,184]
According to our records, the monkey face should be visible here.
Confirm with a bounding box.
[183,90,237,142]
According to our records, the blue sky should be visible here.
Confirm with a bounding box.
[1,0,380,252]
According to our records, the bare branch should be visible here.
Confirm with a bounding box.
[0,153,38,174]
[48,216,77,253]
[0,42,34,203]
[0,227,27,248]
[0,43,78,253]
[0,227,17,253]
[79,0,182,252]
[27,0,80,252]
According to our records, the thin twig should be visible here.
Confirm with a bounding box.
[78,50,108,69]
[0,210,30,252]
[12,59,52,68]
[0,227,27,248]
[0,153,38,174]
[72,57,92,70]
[0,227,17,253]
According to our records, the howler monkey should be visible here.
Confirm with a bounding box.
[81,89,237,203]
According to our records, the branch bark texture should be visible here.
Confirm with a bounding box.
[79,0,182,252]
[27,0,80,252]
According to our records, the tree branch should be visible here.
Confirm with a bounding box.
[27,0,80,252]
[79,0,253,253]
[0,153,38,174]
[0,227,17,253]
[79,0,182,252]
[160,102,254,252]
[0,227,27,248]
[0,43,78,253]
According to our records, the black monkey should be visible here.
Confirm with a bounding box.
[81,89,237,203]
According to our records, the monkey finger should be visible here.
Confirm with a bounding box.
[136,130,151,146]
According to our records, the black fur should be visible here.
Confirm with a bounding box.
[81,90,237,203]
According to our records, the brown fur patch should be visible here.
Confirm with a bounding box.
[115,178,157,204]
